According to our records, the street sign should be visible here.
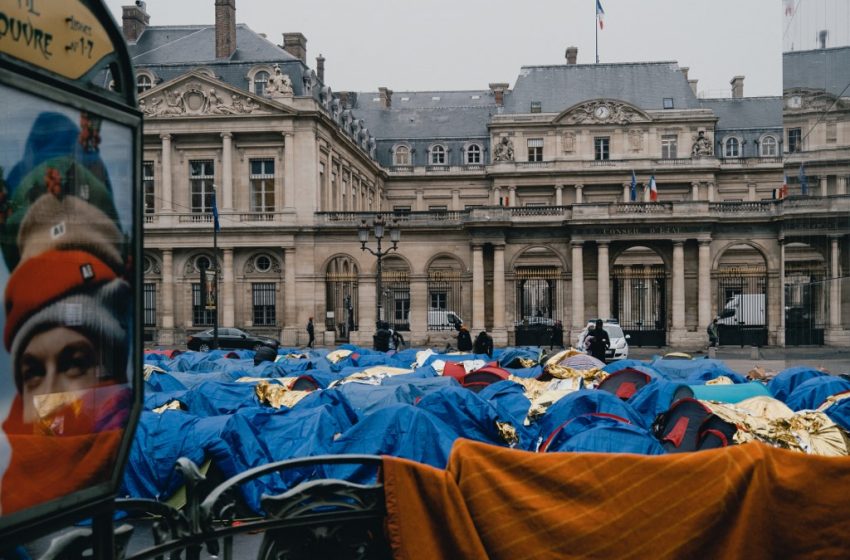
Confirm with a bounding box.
[0,0,142,546]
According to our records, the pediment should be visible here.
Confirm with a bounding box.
[784,88,849,112]
[139,71,295,118]
[554,99,651,125]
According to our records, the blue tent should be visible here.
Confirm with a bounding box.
[784,376,850,411]
[535,389,646,439]
[477,380,533,425]
[768,366,829,403]
[627,380,693,427]
[542,414,666,455]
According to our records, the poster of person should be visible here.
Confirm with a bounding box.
[0,83,134,516]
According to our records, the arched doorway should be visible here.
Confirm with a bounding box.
[611,246,666,347]
[426,255,465,331]
[513,247,566,346]
[785,242,827,345]
[325,256,359,342]
[715,244,768,346]
[382,255,410,332]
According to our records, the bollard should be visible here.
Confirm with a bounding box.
[750,345,759,360]
[708,347,717,359]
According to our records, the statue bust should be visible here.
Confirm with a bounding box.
[493,136,515,162]
[691,130,713,157]
[265,64,293,98]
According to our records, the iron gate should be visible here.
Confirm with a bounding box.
[427,269,464,330]
[716,265,768,346]
[611,265,667,347]
[514,267,564,346]
[382,270,410,332]
[326,271,358,342]
[785,263,826,345]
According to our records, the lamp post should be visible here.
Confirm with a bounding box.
[358,214,400,327]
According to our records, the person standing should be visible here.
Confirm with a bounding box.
[306,317,315,348]
[473,330,493,358]
[586,319,610,363]
[456,324,473,352]
[707,318,719,348]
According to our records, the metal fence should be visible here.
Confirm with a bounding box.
[514,267,565,346]
[611,265,667,347]
[716,265,768,347]
[325,271,358,341]
[427,269,464,330]
[382,269,410,332]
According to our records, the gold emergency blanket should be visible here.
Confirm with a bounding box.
[507,375,581,424]
[254,380,313,409]
[325,349,353,363]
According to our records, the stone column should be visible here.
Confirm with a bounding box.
[284,247,297,331]
[493,244,506,330]
[472,244,485,330]
[838,176,847,196]
[221,132,233,211]
[622,182,631,202]
[409,274,427,341]
[283,133,295,208]
[508,186,517,207]
[222,248,235,327]
[493,186,502,206]
[830,237,841,329]
[575,184,584,204]
[779,238,786,331]
[571,241,585,330]
[672,242,685,331]
[555,185,563,206]
[820,176,829,197]
[698,240,711,334]
[416,189,424,211]
[597,242,610,320]
[452,189,460,210]
[160,134,173,211]
[707,181,716,203]
[691,181,700,201]
[161,249,174,330]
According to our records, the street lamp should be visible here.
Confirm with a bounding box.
[358,214,400,326]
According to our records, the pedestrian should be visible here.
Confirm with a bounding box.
[551,320,564,350]
[707,317,719,348]
[392,328,405,351]
[306,316,315,348]
[374,321,391,352]
[456,323,473,352]
[473,330,493,357]
[586,319,610,363]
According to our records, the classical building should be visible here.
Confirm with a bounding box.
[124,1,849,349]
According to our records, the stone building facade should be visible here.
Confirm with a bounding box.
[124,2,849,349]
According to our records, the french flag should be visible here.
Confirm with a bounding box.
[649,175,658,202]
[596,0,605,29]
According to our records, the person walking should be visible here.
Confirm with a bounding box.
[473,330,493,358]
[456,324,473,352]
[551,320,564,350]
[707,318,719,348]
[306,317,315,348]
[586,319,610,363]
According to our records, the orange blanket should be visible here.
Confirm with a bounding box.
[384,439,850,559]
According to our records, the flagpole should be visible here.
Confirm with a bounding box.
[595,1,599,64]
[213,185,219,350]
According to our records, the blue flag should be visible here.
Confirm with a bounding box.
[630,170,637,201]
[799,162,808,196]
[211,188,221,232]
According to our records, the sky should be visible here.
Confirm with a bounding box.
[783,0,850,51]
[106,0,785,98]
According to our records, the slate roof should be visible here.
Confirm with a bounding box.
[783,46,850,96]
[505,62,701,113]
[698,97,782,130]
[352,92,494,140]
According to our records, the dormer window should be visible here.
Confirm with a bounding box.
[394,145,411,166]
[724,137,740,158]
[136,74,153,94]
[430,145,446,165]
[466,144,482,164]
[760,135,777,157]
[530,101,542,113]
[663,97,674,109]
[254,71,270,96]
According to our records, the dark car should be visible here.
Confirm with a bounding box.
[186,328,280,352]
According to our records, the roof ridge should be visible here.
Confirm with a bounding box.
[700,96,782,101]
[785,45,850,55]
[520,61,679,69]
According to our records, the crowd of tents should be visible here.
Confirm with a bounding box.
[129,345,850,514]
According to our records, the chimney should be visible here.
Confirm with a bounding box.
[680,66,689,81]
[215,0,236,59]
[565,46,578,65]
[818,29,828,49]
[489,83,509,107]
[378,87,393,109]
[282,32,307,63]
[730,75,744,98]
[121,2,149,42]
[689,79,699,96]
[316,54,325,82]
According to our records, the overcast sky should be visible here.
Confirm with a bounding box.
[106,0,784,98]
[783,0,850,51]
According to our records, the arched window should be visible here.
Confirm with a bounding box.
[430,145,446,165]
[466,144,481,164]
[136,74,152,94]
[760,135,777,157]
[394,145,410,166]
[724,137,740,158]
[254,71,270,96]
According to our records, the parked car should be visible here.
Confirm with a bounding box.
[427,309,463,330]
[577,320,630,362]
[187,328,280,352]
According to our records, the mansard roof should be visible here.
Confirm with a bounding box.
[505,61,701,113]
[783,46,850,97]
[698,97,782,131]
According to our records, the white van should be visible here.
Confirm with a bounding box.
[717,294,766,325]
[428,309,463,330]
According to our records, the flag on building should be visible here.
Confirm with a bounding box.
[630,170,637,201]
[211,188,221,231]
[649,175,658,202]
[780,175,789,199]
[799,163,808,195]
[596,0,605,29]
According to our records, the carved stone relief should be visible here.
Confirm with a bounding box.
[561,100,649,125]
[628,129,643,152]
[143,81,267,117]
[265,64,294,98]
[691,130,713,157]
[493,136,515,162]
[562,131,576,153]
